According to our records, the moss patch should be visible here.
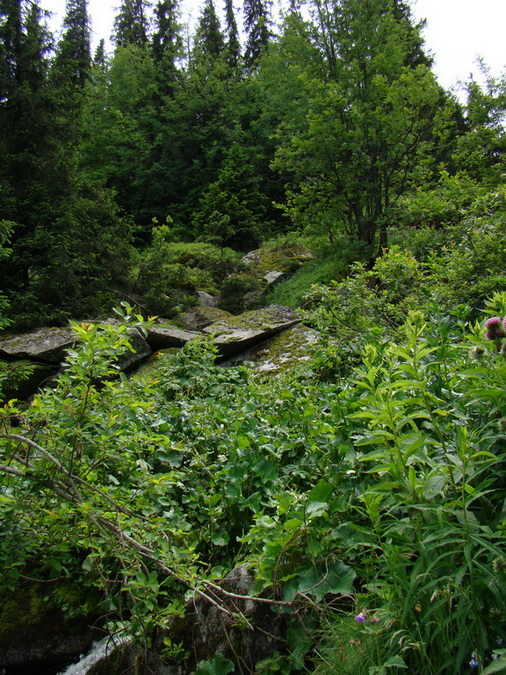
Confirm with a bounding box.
[221,323,319,375]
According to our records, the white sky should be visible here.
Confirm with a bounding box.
[39,0,506,95]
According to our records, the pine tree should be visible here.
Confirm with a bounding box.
[114,0,150,48]
[243,0,272,69]
[152,0,182,96]
[224,0,241,69]
[51,0,91,88]
[193,0,225,62]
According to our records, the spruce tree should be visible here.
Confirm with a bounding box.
[114,0,150,48]
[51,0,91,88]
[193,0,225,62]
[243,0,272,69]
[224,0,241,69]
[152,0,182,96]
[0,0,54,295]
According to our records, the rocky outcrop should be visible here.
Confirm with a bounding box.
[204,305,300,358]
[0,327,76,364]
[176,306,233,332]
[146,324,201,351]
[0,306,308,399]
[86,565,289,675]
[221,323,319,373]
[242,246,314,286]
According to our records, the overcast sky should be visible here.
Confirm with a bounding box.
[39,0,506,95]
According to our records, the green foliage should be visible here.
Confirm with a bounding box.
[265,236,363,308]
[423,187,506,313]
[2,0,506,670]
[195,653,235,674]
[0,282,505,674]
[131,234,240,315]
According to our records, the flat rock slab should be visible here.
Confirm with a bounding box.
[0,327,76,364]
[176,306,233,332]
[204,305,300,358]
[146,325,201,351]
[118,328,152,372]
[221,323,319,373]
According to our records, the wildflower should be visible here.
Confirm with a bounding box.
[498,638,504,646]
[354,613,366,623]
[485,316,504,340]
[469,652,479,668]
[503,316,506,334]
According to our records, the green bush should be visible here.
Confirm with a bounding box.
[131,231,241,316]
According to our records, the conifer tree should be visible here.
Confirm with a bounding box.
[224,0,241,69]
[243,0,272,69]
[152,0,182,96]
[114,0,150,48]
[193,0,224,62]
[51,0,91,88]
[0,0,54,293]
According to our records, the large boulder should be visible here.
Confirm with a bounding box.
[87,565,289,675]
[145,324,200,352]
[175,306,233,332]
[204,305,300,358]
[0,327,76,364]
[221,323,319,374]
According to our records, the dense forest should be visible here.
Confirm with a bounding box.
[0,0,506,673]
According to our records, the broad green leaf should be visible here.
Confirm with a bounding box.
[305,501,329,518]
[195,653,235,675]
[423,475,446,499]
[306,478,333,504]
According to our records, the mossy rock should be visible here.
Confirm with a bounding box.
[174,306,233,331]
[221,323,319,374]
[242,245,314,280]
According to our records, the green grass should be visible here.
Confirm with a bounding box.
[264,238,364,308]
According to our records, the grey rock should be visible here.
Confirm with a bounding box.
[0,327,76,364]
[88,565,289,674]
[221,323,319,373]
[116,328,152,372]
[146,325,200,351]
[204,305,300,358]
[263,270,285,285]
[196,291,219,307]
[176,306,233,332]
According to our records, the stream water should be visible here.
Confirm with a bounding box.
[57,635,130,675]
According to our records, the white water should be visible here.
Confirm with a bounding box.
[58,635,130,675]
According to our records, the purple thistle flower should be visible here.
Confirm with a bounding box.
[485,317,504,340]
[354,613,366,623]
[503,316,506,335]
